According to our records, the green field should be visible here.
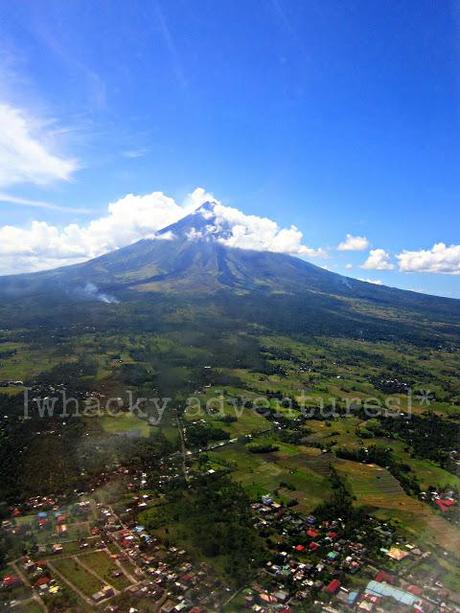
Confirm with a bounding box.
[52,558,105,597]
[210,442,333,512]
[332,459,460,554]
[99,412,151,437]
[77,550,131,590]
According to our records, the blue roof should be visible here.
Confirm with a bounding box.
[365,580,419,606]
[348,592,359,604]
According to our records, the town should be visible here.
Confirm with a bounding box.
[1,440,459,613]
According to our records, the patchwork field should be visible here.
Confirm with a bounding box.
[332,459,460,555]
[210,442,333,513]
[51,558,105,598]
[335,459,412,509]
[77,550,132,590]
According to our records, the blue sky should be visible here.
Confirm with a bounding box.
[0,0,459,296]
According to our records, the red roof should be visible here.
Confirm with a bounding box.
[327,531,338,539]
[440,498,455,507]
[119,529,130,537]
[306,528,318,538]
[326,579,341,594]
[309,542,319,551]
[295,544,305,552]
[407,585,423,596]
[435,499,449,512]
[2,575,21,587]
[375,570,395,584]
[35,576,51,587]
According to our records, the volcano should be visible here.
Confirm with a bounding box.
[0,202,459,344]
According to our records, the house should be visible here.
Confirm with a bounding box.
[347,591,359,606]
[102,585,114,597]
[160,600,177,613]
[326,579,341,594]
[435,497,456,512]
[2,575,22,589]
[374,570,395,584]
[34,576,52,589]
[364,580,420,607]
[336,590,350,605]
[385,546,409,561]
[274,590,288,603]
[23,559,36,573]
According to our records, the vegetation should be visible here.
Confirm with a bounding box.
[141,475,267,585]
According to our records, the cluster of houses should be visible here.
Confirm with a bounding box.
[0,559,63,604]
[0,379,24,387]
[21,558,63,596]
[2,498,91,546]
[244,494,459,613]
[95,505,233,611]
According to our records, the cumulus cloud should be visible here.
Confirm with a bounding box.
[337,233,370,251]
[361,248,394,271]
[0,103,78,187]
[211,202,325,257]
[0,187,324,274]
[397,243,460,275]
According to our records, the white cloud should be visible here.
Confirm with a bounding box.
[345,263,353,270]
[211,202,325,258]
[361,248,394,271]
[0,103,78,187]
[397,243,460,275]
[358,277,383,285]
[183,187,217,210]
[0,187,325,274]
[337,233,370,251]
